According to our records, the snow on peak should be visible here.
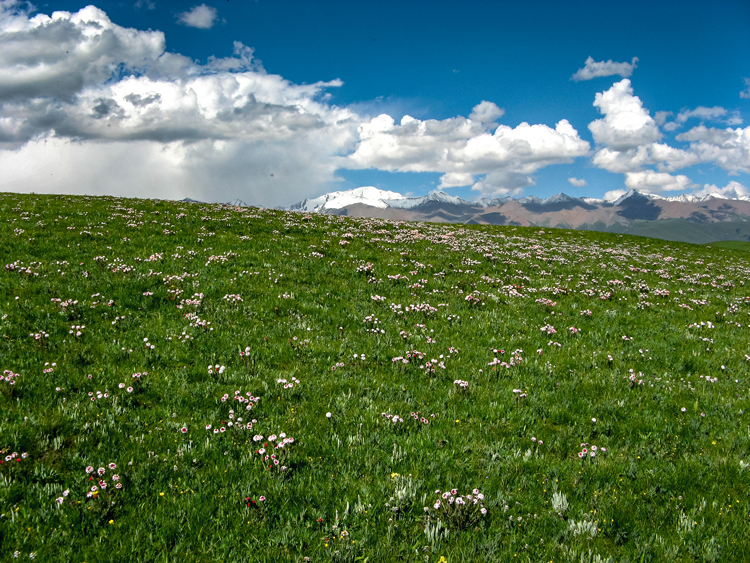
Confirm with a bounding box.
[290,187,405,212]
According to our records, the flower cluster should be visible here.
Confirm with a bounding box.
[381,411,433,425]
[405,302,438,315]
[208,364,226,375]
[488,348,523,368]
[453,379,469,389]
[577,443,606,459]
[2,451,29,463]
[207,391,260,433]
[2,370,20,385]
[79,462,123,501]
[626,369,644,387]
[277,376,300,389]
[69,324,86,337]
[255,432,295,471]
[87,390,110,401]
[243,495,266,507]
[426,488,487,529]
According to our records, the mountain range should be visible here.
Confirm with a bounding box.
[285,186,750,244]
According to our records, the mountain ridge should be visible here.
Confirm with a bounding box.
[281,187,750,244]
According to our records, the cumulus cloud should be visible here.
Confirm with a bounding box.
[676,106,727,124]
[177,4,218,29]
[692,181,749,199]
[663,106,743,130]
[567,177,587,187]
[438,172,474,188]
[624,171,696,193]
[0,5,165,102]
[0,2,361,206]
[468,101,504,124]
[674,125,750,175]
[591,144,700,174]
[571,56,638,82]
[348,105,590,197]
[584,80,747,196]
[589,79,661,151]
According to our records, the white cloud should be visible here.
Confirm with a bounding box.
[741,78,750,99]
[0,135,344,206]
[589,79,661,151]
[592,144,700,174]
[675,125,750,175]
[667,106,743,129]
[468,101,504,124]
[177,4,218,29]
[585,80,750,197]
[624,171,696,194]
[693,181,749,199]
[438,172,474,188]
[349,108,590,197]
[603,189,626,202]
[653,111,672,126]
[567,177,587,187]
[676,106,727,124]
[571,56,638,82]
[0,5,165,102]
[0,3,361,206]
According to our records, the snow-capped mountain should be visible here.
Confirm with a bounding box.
[283,186,750,244]
[384,191,473,209]
[288,186,406,212]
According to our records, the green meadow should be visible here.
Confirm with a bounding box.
[1,193,749,562]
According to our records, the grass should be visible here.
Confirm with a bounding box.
[1,192,750,562]
[704,241,750,252]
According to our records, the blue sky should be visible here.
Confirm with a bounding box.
[1,0,748,205]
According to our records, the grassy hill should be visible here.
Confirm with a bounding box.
[1,193,749,562]
[576,218,750,245]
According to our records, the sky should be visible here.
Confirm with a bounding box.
[0,0,748,207]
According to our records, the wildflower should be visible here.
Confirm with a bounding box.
[326,412,332,419]
[181,426,187,433]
